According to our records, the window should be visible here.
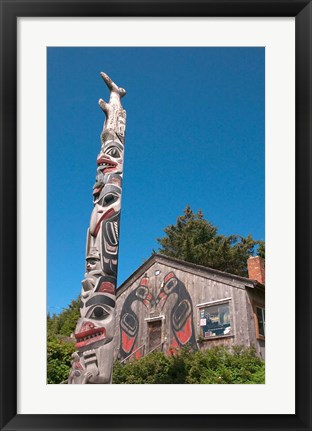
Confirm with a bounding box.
[199,302,231,338]
[256,306,265,337]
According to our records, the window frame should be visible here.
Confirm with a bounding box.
[196,298,233,341]
[253,302,265,340]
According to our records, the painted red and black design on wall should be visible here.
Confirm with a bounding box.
[119,275,154,360]
[156,272,198,354]
[118,271,197,361]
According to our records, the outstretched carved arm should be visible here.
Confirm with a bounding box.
[98,72,126,110]
[98,72,127,143]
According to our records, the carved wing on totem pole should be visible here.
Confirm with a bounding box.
[68,72,126,384]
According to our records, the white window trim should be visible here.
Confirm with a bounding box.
[197,298,233,339]
[196,297,232,308]
[144,315,165,322]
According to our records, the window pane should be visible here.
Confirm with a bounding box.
[256,307,265,336]
[200,303,231,338]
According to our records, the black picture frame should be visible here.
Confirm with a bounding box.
[0,1,311,430]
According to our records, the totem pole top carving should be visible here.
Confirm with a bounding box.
[98,72,126,143]
[68,72,126,384]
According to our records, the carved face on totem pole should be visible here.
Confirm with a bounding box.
[68,71,126,384]
[69,249,117,384]
[81,247,102,294]
[72,290,116,384]
[90,174,122,276]
[90,141,124,276]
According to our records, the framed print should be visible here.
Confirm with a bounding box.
[0,1,311,430]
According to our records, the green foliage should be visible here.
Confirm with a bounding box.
[112,346,265,384]
[47,297,81,339]
[185,346,264,384]
[47,337,76,384]
[257,240,265,259]
[157,205,265,277]
[47,297,80,383]
[113,352,172,384]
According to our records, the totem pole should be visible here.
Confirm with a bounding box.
[68,72,126,384]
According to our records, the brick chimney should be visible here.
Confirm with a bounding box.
[247,256,265,285]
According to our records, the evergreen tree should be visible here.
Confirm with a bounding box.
[157,205,264,277]
[257,240,265,259]
[55,298,81,337]
[47,297,81,383]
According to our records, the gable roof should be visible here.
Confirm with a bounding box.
[117,253,262,298]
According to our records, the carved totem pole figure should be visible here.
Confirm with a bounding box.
[68,72,126,384]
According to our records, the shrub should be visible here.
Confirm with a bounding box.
[112,346,265,384]
[113,352,172,384]
[47,337,76,384]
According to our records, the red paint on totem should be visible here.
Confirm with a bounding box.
[96,157,118,174]
[75,325,106,349]
[175,316,192,345]
[93,185,103,196]
[121,330,136,353]
[98,281,115,294]
[79,321,95,332]
[73,361,84,371]
[97,156,117,167]
[94,208,115,236]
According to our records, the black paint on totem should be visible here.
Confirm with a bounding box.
[101,211,120,276]
[69,72,126,384]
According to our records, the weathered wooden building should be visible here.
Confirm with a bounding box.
[114,254,265,361]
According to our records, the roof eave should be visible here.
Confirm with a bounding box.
[117,253,263,297]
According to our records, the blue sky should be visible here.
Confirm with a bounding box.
[47,47,264,315]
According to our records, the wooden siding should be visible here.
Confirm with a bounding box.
[246,287,265,358]
[114,257,265,360]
